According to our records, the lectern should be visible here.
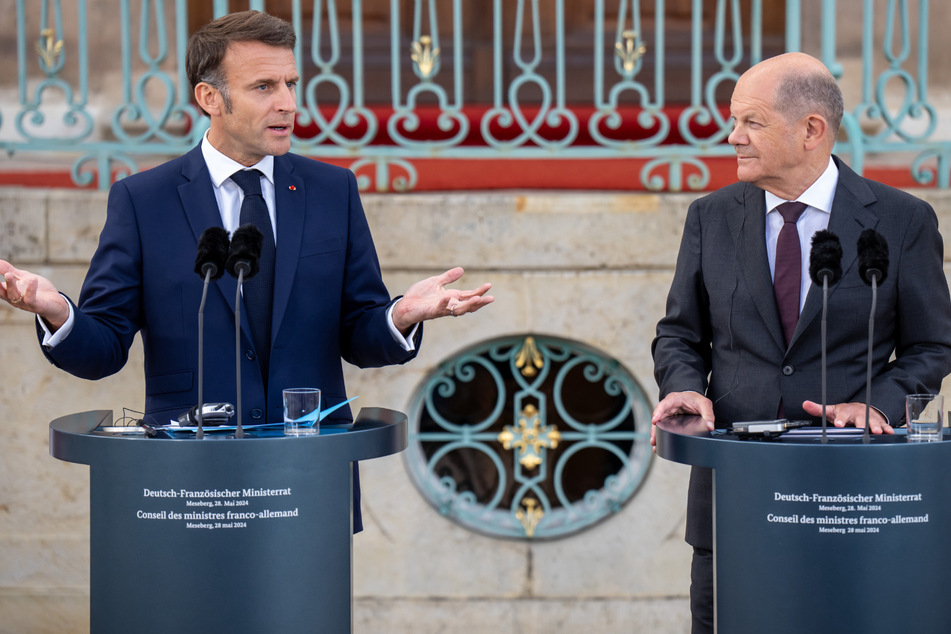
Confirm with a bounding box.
[50,407,407,634]
[655,418,951,634]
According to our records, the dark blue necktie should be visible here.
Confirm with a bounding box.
[230,169,275,383]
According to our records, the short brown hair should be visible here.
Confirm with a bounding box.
[186,11,296,113]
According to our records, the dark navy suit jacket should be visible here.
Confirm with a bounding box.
[41,145,421,531]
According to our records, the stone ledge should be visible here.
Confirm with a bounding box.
[4,187,950,268]
[353,596,691,633]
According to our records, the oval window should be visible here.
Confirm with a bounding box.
[405,334,653,540]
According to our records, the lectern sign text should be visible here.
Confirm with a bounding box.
[136,485,301,530]
[766,490,928,535]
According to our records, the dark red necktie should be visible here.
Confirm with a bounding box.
[773,201,807,347]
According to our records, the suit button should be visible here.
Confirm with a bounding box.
[245,349,256,361]
[782,365,794,376]
[250,408,263,420]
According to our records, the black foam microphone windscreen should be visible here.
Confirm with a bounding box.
[194,226,230,281]
[225,224,263,279]
[857,229,889,285]
[809,229,844,287]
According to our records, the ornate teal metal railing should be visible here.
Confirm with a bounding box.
[404,335,653,539]
[2,0,948,191]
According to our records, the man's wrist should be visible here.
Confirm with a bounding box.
[43,296,71,332]
[391,299,414,334]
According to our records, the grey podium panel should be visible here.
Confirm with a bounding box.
[656,418,951,634]
[50,408,407,634]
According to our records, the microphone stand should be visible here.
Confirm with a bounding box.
[234,270,245,439]
[809,230,843,445]
[225,224,262,440]
[863,275,879,445]
[196,267,213,439]
[820,276,829,444]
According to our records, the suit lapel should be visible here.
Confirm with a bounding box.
[179,145,223,244]
[790,157,878,347]
[732,184,787,351]
[271,155,306,345]
[177,144,247,343]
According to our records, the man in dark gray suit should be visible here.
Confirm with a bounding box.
[651,52,951,632]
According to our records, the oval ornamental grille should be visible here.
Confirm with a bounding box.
[405,334,653,540]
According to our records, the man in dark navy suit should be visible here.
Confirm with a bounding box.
[0,11,493,530]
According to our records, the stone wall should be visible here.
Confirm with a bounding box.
[2,186,951,633]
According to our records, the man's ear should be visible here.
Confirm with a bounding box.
[194,82,221,117]
[802,114,829,151]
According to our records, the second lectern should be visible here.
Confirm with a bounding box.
[655,418,951,633]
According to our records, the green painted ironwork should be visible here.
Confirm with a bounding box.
[2,0,949,190]
[405,334,652,540]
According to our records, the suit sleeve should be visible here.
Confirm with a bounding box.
[39,180,143,380]
[338,169,421,368]
[652,199,713,399]
[867,198,951,423]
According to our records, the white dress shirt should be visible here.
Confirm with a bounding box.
[764,157,839,314]
[43,133,417,351]
[201,136,278,239]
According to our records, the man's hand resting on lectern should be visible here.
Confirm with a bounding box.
[650,391,716,452]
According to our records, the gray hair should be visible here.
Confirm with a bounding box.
[775,68,844,138]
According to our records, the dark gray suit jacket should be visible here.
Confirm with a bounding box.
[652,156,951,550]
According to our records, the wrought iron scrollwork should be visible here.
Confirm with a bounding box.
[406,334,652,540]
[3,0,950,190]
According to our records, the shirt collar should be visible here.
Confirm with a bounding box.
[201,131,275,189]
[764,156,838,215]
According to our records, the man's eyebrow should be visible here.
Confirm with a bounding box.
[249,76,300,85]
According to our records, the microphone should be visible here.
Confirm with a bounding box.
[226,224,263,280]
[858,229,889,286]
[195,226,230,281]
[857,229,889,444]
[809,230,843,444]
[193,227,231,439]
[226,225,263,439]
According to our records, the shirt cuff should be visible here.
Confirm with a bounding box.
[386,298,417,352]
[39,295,75,349]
